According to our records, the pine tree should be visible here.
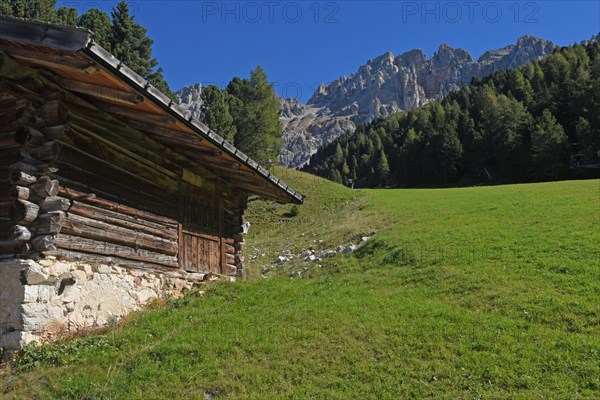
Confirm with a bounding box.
[531,109,567,178]
[227,66,283,165]
[376,149,390,186]
[200,85,236,142]
[78,8,112,49]
[110,1,174,99]
[56,6,77,26]
[333,143,344,166]
[0,0,59,22]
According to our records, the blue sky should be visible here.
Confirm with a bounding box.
[59,1,600,102]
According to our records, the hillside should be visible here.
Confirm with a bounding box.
[1,171,599,398]
[304,39,600,187]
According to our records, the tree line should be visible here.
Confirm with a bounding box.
[1,1,284,165]
[303,39,600,187]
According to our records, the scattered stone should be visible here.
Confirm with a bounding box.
[241,221,251,234]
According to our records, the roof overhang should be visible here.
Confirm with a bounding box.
[0,16,304,204]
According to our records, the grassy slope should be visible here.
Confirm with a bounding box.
[1,170,599,399]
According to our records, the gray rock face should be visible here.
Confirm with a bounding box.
[175,83,204,119]
[280,35,554,168]
[175,36,555,168]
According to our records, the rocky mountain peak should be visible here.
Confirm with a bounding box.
[277,35,555,168]
[431,44,474,68]
[175,36,556,169]
[175,83,204,119]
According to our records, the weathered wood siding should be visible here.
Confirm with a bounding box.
[0,51,248,276]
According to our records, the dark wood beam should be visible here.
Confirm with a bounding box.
[95,102,176,126]
[58,78,144,106]
[11,53,100,75]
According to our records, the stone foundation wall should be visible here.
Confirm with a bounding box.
[0,257,206,354]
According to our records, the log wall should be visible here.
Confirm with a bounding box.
[0,54,249,277]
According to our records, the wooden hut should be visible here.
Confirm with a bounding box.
[0,17,303,277]
[0,17,304,352]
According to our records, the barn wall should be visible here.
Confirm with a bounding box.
[0,65,247,273]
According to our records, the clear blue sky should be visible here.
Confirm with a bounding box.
[59,1,599,102]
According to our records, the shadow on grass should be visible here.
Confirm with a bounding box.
[354,237,418,269]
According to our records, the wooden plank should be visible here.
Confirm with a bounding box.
[95,102,176,126]
[59,187,178,228]
[39,196,71,212]
[125,119,202,145]
[54,234,178,268]
[67,111,184,176]
[177,223,184,269]
[0,201,12,216]
[69,200,177,241]
[44,249,183,273]
[38,100,69,126]
[58,146,178,207]
[220,237,226,275]
[6,48,98,71]
[31,211,65,234]
[59,77,144,106]
[9,199,39,223]
[57,174,178,221]
[62,213,178,255]
[0,132,18,147]
[67,125,179,192]
[11,53,98,75]
[0,239,28,254]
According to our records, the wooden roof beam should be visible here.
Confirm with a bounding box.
[58,78,144,106]
[10,53,99,75]
[95,101,176,126]
[124,119,203,145]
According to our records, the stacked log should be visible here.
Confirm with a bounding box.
[1,96,69,257]
[1,54,252,279]
[223,192,248,278]
[58,187,179,268]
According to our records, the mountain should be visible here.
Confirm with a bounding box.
[279,35,555,168]
[302,39,600,188]
[175,83,204,119]
[175,35,555,168]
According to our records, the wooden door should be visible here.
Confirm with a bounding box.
[177,181,225,273]
[179,229,223,274]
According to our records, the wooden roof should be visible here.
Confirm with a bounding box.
[0,17,304,204]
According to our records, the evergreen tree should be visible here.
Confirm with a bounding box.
[56,6,77,26]
[333,143,344,166]
[227,66,283,165]
[0,0,59,22]
[375,149,390,186]
[531,109,568,178]
[200,85,236,142]
[575,117,599,163]
[110,1,174,99]
[78,8,112,49]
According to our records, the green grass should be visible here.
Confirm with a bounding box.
[1,173,599,399]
